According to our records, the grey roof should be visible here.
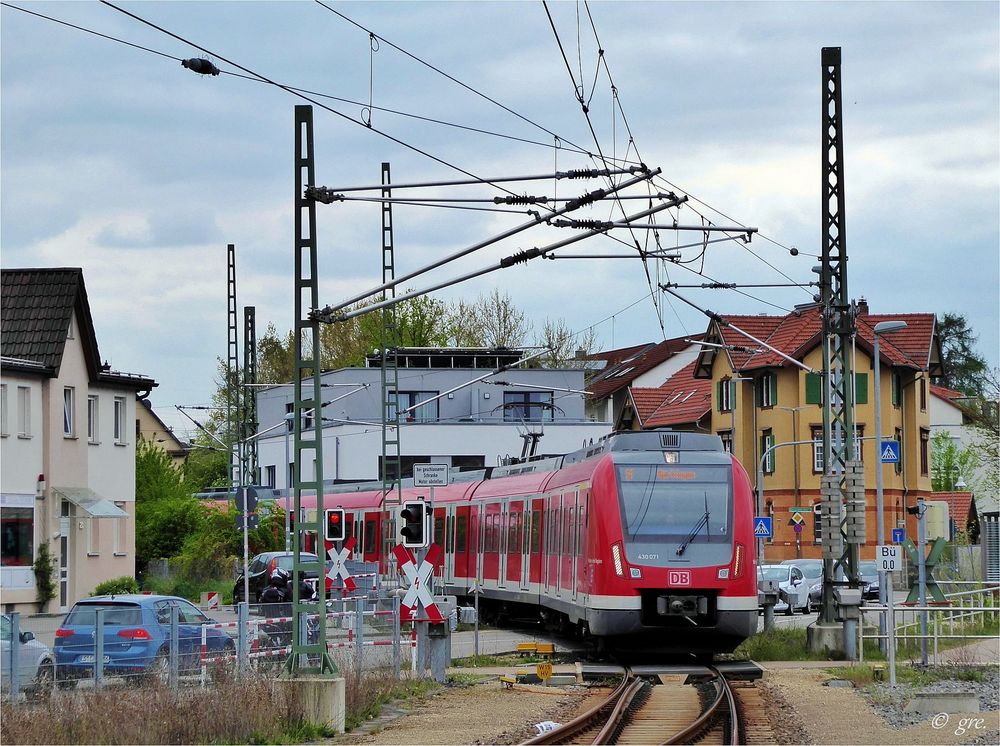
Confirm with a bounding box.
[1,267,155,390]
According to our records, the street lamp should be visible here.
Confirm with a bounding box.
[874,319,907,653]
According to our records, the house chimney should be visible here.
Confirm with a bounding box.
[857,297,869,315]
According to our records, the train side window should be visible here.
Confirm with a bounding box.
[363,519,376,555]
[345,515,354,542]
[508,512,518,556]
[446,515,454,553]
[456,515,467,553]
[484,513,492,553]
[531,509,541,552]
[567,506,575,557]
[577,506,584,557]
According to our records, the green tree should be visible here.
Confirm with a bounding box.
[135,438,205,568]
[257,322,294,385]
[929,431,978,492]
[935,312,988,396]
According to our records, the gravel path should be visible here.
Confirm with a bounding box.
[331,679,596,745]
[765,668,999,745]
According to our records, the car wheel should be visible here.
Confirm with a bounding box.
[147,651,170,685]
[27,661,54,702]
[784,603,794,616]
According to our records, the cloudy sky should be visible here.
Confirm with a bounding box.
[2,1,997,437]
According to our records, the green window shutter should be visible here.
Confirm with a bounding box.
[806,373,821,404]
[716,381,723,412]
[891,373,899,406]
[769,375,778,406]
[755,379,763,407]
[729,379,736,405]
[855,373,868,405]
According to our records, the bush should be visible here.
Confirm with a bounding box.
[91,576,140,596]
[32,543,56,611]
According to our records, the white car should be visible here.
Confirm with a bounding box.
[1,614,54,701]
[758,564,810,615]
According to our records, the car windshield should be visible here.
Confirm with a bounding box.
[65,603,143,626]
[759,566,789,581]
[616,464,731,542]
[797,564,822,579]
[275,554,317,570]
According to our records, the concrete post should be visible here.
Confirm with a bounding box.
[169,605,179,689]
[354,598,364,674]
[8,612,20,702]
[392,595,401,679]
[95,608,105,689]
[918,499,928,665]
[237,601,249,675]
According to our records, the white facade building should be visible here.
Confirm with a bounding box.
[255,348,611,488]
[1,269,154,613]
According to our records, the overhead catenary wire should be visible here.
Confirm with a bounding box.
[314,168,661,318]
[315,191,679,324]
[97,0,562,213]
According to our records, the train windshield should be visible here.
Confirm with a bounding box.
[616,464,732,545]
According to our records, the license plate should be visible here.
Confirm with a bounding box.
[79,654,111,664]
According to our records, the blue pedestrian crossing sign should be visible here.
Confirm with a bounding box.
[891,527,905,544]
[879,440,900,463]
[754,516,773,538]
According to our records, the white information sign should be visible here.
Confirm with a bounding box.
[876,544,900,572]
[413,463,450,487]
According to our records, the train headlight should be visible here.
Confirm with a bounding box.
[733,543,745,578]
[611,542,625,577]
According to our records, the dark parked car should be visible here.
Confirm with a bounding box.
[233,552,334,603]
[53,595,234,686]
[805,560,881,609]
[1,614,54,700]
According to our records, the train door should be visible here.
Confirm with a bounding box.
[497,502,508,588]
[520,501,532,590]
[433,506,446,591]
[362,512,379,564]
[561,491,577,596]
[454,505,471,583]
[506,500,523,587]
[575,490,589,602]
[474,504,484,589]
[529,498,543,588]
[444,505,456,585]
[543,495,557,595]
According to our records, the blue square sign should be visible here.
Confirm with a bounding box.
[891,527,905,544]
[754,516,773,538]
[879,440,900,463]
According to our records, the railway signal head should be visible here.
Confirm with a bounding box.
[324,508,346,541]
[400,500,428,548]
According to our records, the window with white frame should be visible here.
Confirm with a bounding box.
[114,502,127,555]
[0,384,7,437]
[757,373,777,408]
[389,391,440,422]
[761,429,775,474]
[719,430,733,453]
[113,396,127,444]
[88,395,99,443]
[63,387,75,436]
[265,465,276,488]
[17,386,31,437]
[812,425,864,472]
[718,379,734,412]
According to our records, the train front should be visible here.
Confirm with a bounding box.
[588,437,757,655]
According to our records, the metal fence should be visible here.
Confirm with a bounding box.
[2,595,419,704]
[859,582,999,664]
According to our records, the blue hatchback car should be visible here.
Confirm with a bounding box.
[53,595,234,685]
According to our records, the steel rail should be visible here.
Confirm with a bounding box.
[523,670,633,745]
[664,668,740,745]
[592,677,647,744]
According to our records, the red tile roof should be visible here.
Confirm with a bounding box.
[702,306,936,374]
[588,335,700,400]
[930,384,969,402]
[933,491,975,523]
[629,361,712,428]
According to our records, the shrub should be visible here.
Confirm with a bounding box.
[91,576,141,596]
[32,543,56,612]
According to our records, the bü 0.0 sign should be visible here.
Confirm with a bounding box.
[876,545,900,572]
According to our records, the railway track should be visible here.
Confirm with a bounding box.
[524,666,750,745]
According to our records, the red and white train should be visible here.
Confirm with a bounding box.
[284,430,757,655]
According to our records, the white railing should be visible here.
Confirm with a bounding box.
[859,583,999,664]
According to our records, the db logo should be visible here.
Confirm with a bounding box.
[668,570,691,586]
